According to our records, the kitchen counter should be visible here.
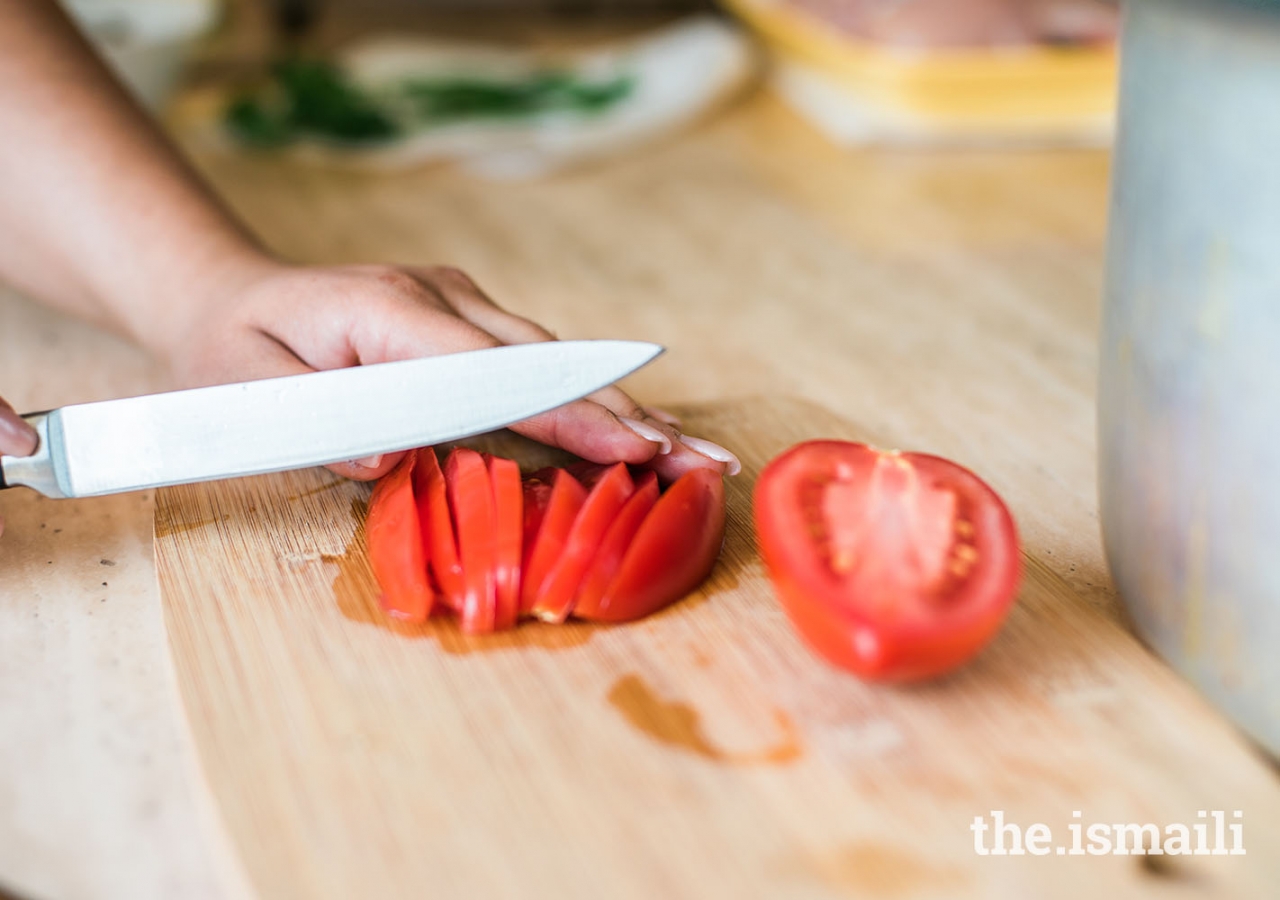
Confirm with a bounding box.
[0,63,1276,899]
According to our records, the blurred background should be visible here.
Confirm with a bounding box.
[60,0,1118,174]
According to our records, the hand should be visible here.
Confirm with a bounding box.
[0,396,39,539]
[166,260,741,484]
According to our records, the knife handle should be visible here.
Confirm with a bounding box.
[0,413,64,498]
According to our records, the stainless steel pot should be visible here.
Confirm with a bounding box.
[1101,0,1280,755]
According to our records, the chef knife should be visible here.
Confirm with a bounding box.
[0,340,662,500]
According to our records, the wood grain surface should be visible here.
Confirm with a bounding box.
[0,291,230,900]
[2,31,1278,897]
[157,398,1280,900]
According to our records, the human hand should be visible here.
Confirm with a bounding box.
[0,396,39,539]
[164,260,741,484]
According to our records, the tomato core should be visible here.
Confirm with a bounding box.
[819,452,962,610]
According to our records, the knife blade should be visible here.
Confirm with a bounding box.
[0,340,662,499]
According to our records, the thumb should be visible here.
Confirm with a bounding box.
[0,397,38,458]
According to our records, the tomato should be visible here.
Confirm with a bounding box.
[367,447,729,633]
[487,454,523,632]
[753,440,1022,681]
[443,448,497,634]
[414,447,462,611]
[572,470,659,619]
[583,468,726,623]
[366,452,434,622]
[529,463,635,623]
[519,468,587,616]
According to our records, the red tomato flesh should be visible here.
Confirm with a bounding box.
[487,454,523,632]
[529,463,635,623]
[519,468,588,616]
[414,447,462,611]
[572,470,659,620]
[753,440,1021,681]
[369,447,729,632]
[443,448,498,634]
[583,468,726,623]
[366,452,434,623]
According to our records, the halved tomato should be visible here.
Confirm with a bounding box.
[443,448,497,634]
[572,470,659,619]
[487,454,523,631]
[529,463,635,623]
[753,440,1021,681]
[519,468,588,616]
[366,452,434,623]
[414,447,462,611]
[582,468,725,623]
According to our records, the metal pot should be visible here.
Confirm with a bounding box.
[1100,0,1280,755]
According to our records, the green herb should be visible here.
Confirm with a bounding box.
[401,70,635,122]
[225,57,635,149]
[226,58,400,147]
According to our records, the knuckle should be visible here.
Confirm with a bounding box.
[426,265,476,290]
[372,267,425,298]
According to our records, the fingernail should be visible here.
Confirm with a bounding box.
[678,435,742,476]
[353,455,383,470]
[619,417,672,454]
[642,406,682,428]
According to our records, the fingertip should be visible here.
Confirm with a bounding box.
[677,435,742,476]
[618,417,672,455]
[513,401,667,466]
[327,450,407,482]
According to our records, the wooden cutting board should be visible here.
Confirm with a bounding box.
[156,396,1280,900]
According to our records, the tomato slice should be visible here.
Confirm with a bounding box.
[521,469,554,566]
[413,447,463,611]
[366,452,434,622]
[519,468,587,617]
[487,454,523,631]
[753,440,1022,681]
[443,447,497,634]
[529,463,635,623]
[571,470,659,620]
[563,460,612,490]
[584,468,725,623]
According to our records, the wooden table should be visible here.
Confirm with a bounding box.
[1,62,1276,899]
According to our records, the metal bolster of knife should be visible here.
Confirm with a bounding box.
[0,412,68,498]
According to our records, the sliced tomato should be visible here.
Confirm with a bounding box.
[563,460,612,490]
[529,463,635,623]
[753,440,1022,682]
[519,468,587,616]
[572,470,659,619]
[583,468,725,623]
[521,469,555,566]
[366,452,434,622]
[443,447,497,634]
[487,454,523,631]
[413,447,463,611]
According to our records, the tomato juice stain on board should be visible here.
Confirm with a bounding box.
[607,674,801,765]
[332,498,595,654]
